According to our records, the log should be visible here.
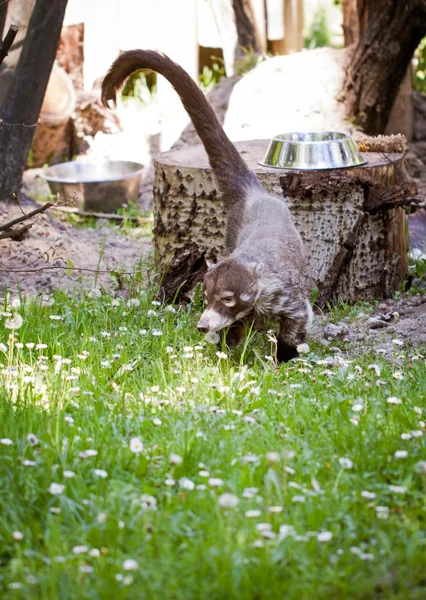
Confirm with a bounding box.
[153,139,418,304]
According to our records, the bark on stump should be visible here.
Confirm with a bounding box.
[153,139,417,304]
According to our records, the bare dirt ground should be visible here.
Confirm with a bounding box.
[0,196,151,296]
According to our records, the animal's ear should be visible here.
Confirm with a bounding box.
[248,262,264,277]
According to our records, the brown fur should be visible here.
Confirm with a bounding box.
[101,50,311,361]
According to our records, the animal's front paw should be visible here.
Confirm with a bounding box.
[276,342,299,363]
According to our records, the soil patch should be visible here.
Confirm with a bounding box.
[0,197,151,296]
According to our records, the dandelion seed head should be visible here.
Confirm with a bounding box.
[339,457,354,469]
[4,313,23,330]
[13,531,24,541]
[218,493,239,508]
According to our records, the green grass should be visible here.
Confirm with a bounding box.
[0,289,425,599]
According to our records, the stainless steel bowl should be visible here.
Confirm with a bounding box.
[258,132,367,170]
[41,160,144,212]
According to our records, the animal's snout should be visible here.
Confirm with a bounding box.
[197,319,210,333]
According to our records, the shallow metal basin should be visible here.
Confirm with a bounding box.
[41,160,144,212]
[258,132,367,170]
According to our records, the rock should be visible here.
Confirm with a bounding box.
[324,323,347,340]
[367,317,389,329]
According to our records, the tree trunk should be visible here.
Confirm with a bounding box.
[206,0,260,76]
[0,0,68,203]
[153,139,418,304]
[0,0,36,108]
[343,0,426,134]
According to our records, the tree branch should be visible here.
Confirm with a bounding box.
[0,201,54,232]
[0,23,18,66]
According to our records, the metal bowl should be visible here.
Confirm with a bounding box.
[258,132,367,170]
[41,160,144,212]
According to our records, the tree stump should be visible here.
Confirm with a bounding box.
[153,139,418,304]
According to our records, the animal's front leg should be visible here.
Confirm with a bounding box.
[220,321,246,349]
[276,311,310,363]
[220,310,256,349]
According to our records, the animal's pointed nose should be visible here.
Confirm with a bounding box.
[197,319,209,333]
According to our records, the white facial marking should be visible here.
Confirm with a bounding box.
[198,308,232,332]
[223,298,236,307]
[240,293,252,303]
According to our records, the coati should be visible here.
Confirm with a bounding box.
[101,50,312,361]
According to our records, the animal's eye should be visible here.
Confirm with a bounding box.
[221,294,236,307]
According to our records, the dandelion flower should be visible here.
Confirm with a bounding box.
[266,452,280,463]
[72,545,88,554]
[129,437,144,454]
[218,493,239,508]
[94,469,108,478]
[208,477,224,487]
[361,491,376,499]
[169,453,183,466]
[375,506,389,519]
[245,510,261,518]
[387,396,402,405]
[89,548,100,557]
[179,477,195,490]
[317,531,333,542]
[63,470,76,478]
[79,565,93,574]
[49,483,65,495]
[389,485,407,494]
[123,559,138,571]
[394,450,408,459]
[152,418,162,426]
[27,433,39,446]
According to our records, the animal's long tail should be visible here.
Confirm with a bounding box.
[101,50,260,205]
